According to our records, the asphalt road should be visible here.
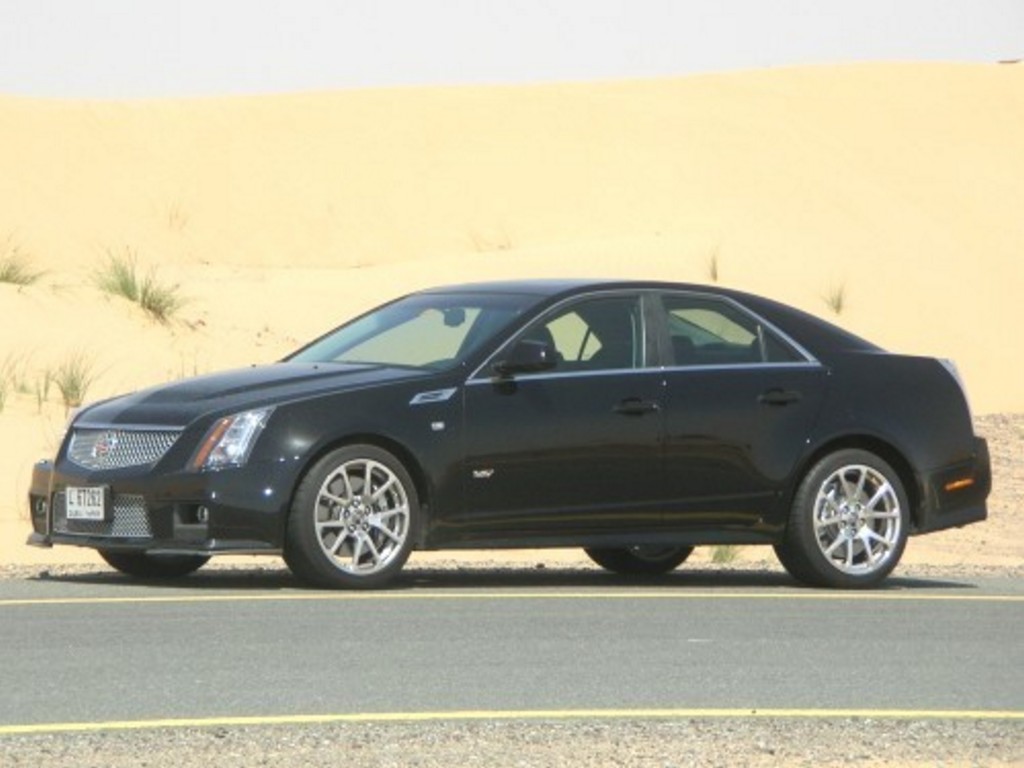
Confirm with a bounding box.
[1,567,1022,731]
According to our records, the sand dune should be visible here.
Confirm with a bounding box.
[1,62,1021,565]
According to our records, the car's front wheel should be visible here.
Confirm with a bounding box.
[98,551,210,579]
[584,545,694,575]
[775,449,909,588]
[284,444,418,589]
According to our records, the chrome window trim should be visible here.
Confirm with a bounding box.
[466,366,666,386]
[464,360,823,387]
[660,360,823,374]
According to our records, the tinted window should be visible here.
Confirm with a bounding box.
[520,295,644,371]
[661,294,802,366]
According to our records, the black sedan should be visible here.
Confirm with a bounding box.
[28,279,990,589]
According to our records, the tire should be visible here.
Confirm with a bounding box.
[584,545,694,575]
[284,444,418,589]
[98,550,209,579]
[775,449,909,589]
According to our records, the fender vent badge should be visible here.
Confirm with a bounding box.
[410,388,458,405]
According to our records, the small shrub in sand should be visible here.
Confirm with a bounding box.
[95,248,141,301]
[0,235,44,286]
[139,278,186,322]
[823,282,846,315]
[34,371,53,414]
[94,248,184,322]
[707,247,720,283]
[50,353,96,412]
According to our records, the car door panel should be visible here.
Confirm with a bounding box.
[455,372,665,540]
[444,292,665,542]
[661,365,827,532]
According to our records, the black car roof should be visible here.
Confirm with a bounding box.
[421,277,763,300]
[421,278,616,296]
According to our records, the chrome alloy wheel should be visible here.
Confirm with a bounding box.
[813,463,902,575]
[314,458,411,575]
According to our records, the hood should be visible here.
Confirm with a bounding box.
[76,362,426,427]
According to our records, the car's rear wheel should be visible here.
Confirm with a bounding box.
[775,449,909,588]
[584,545,694,575]
[98,551,210,579]
[284,444,418,589]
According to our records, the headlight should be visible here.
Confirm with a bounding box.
[190,407,274,471]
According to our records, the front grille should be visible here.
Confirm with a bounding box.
[68,428,182,471]
[53,492,153,538]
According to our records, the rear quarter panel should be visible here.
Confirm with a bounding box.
[806,351,982,530]
[812,352,977,468]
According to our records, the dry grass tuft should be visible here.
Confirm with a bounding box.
[823,282,847,315]
[0,235,44,286]
[50,353,97,412]
[94,247,184,323]
[707,247,720,283]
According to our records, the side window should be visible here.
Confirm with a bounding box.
[661,295,802,366]
[521,296,644,371]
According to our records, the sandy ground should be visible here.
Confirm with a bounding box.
[1,61,1022,572]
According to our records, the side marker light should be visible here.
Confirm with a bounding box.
[944,478,975,492]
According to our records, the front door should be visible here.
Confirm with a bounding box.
[456,293,665,542]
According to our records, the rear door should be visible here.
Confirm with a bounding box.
[655,292,828,532]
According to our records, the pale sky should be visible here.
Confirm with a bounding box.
[1,0,1021,98]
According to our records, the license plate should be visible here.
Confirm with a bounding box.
[66,486,109,521]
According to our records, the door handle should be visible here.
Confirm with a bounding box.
[613,398,660,416]
[758,389,802,406]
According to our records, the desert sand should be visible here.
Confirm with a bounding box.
[1,62,1021,570]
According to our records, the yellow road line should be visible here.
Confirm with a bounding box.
[1,591,1022,607]
[2,708,1022,735]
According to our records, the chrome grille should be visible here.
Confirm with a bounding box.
[52,492,152,538]
[68,428,182,471]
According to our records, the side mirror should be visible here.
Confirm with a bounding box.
[492,339,558,377]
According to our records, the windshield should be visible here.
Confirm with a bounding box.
[286,292,535,370]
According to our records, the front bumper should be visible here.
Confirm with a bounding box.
[27,457,296,555]
[912,436,991,535]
